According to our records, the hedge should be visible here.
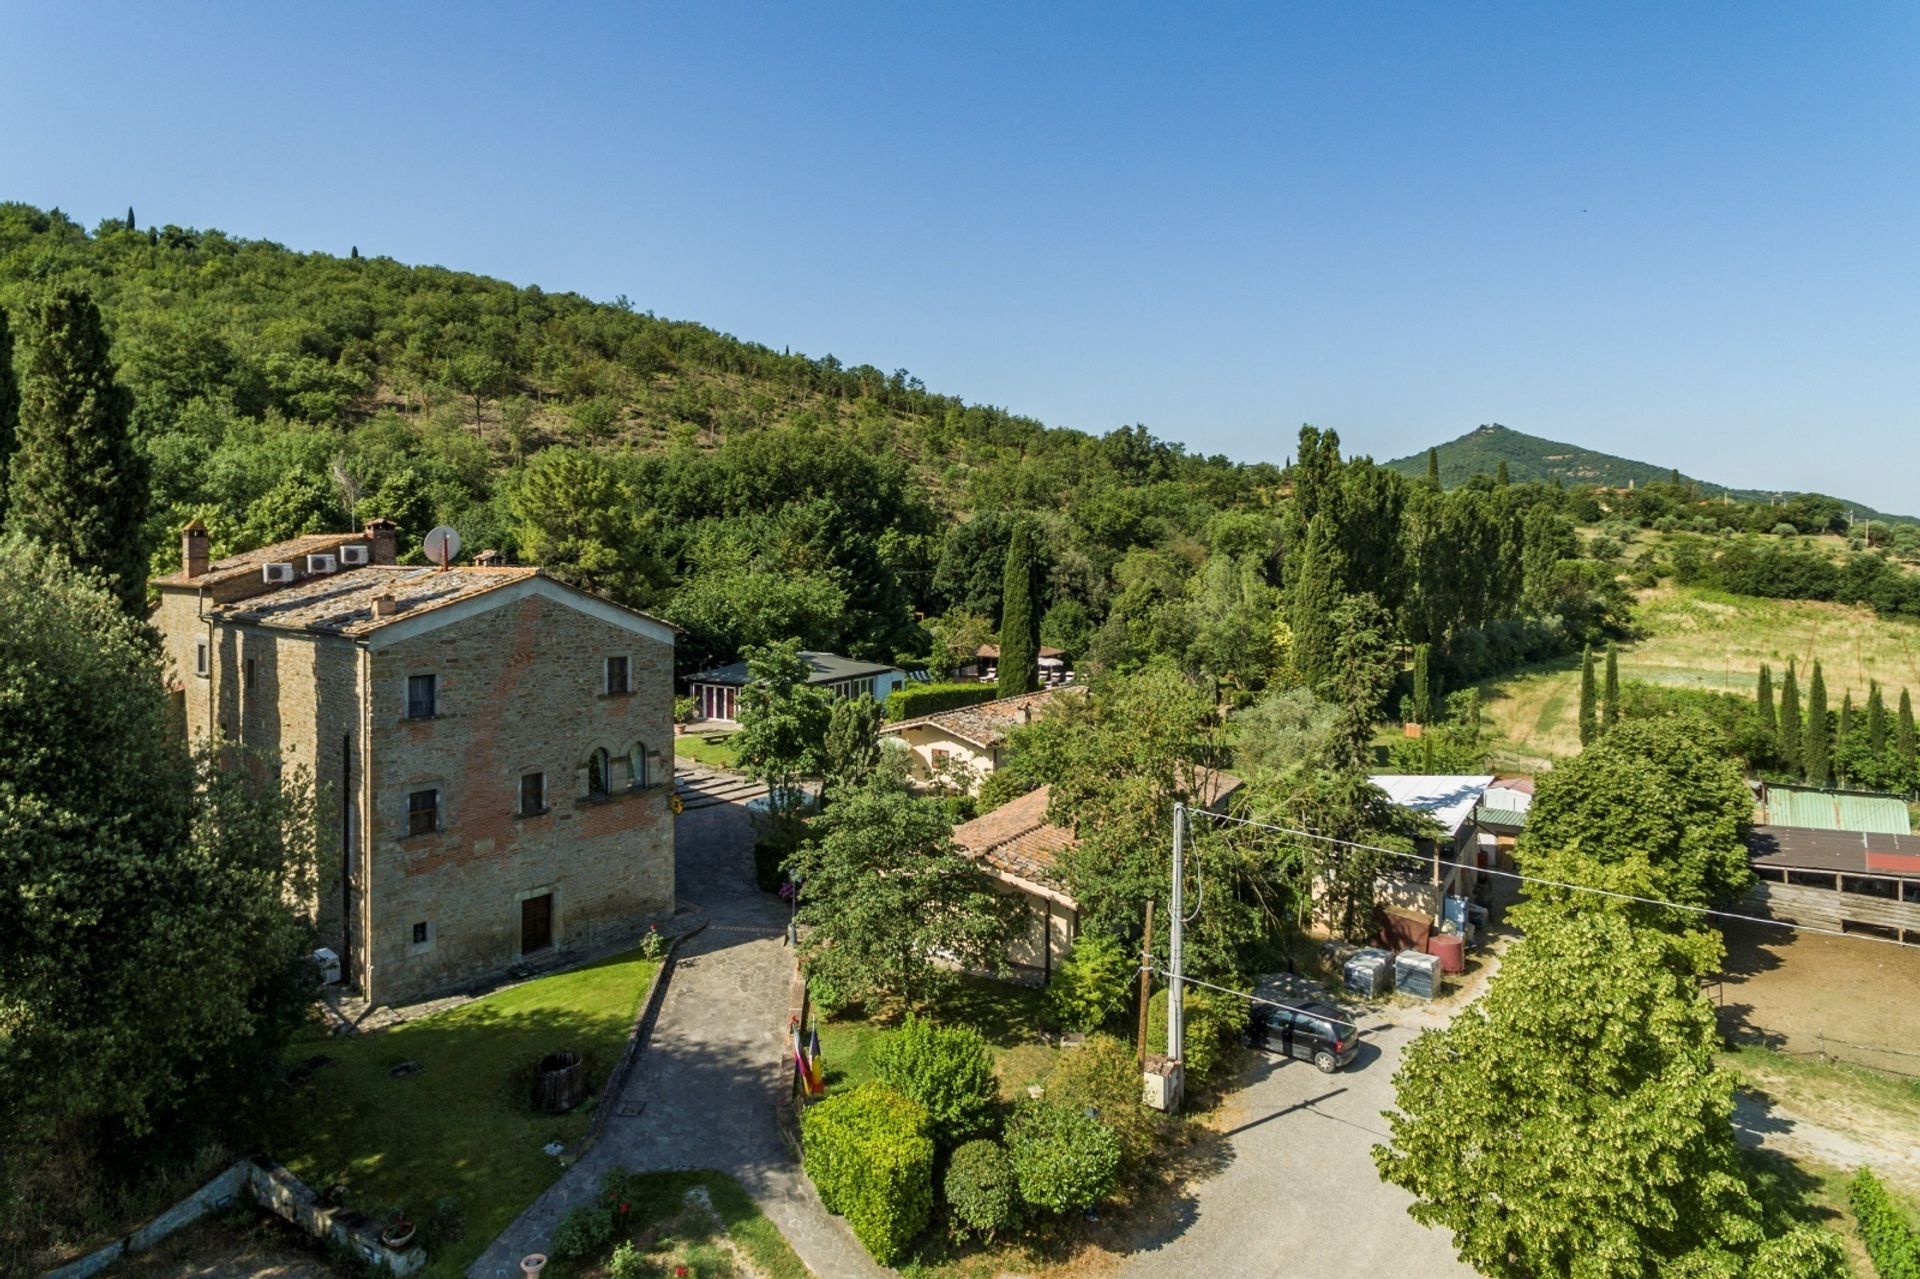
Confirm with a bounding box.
[886,682,1001,722]
[943,1139,1019,1241]
[801,1081,934,1264]
[1851,1167,1920,1279]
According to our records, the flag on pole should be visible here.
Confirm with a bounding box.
[793,1025,825,1096]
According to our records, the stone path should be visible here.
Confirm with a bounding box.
[469,802,887,1279]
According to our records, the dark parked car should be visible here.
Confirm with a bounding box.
[1247,1000,1362,1073]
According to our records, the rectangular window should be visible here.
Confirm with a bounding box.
[196,639,209,677]
[407,674,437,719]
[605,655,630,695]
[520,771,546,816]
[407,788,439,837]
[412,921,428,945]
[245,657,256,689]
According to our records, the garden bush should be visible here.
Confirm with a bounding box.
[1044,1034,1163,1174]
[1046,933,1135,1032]
[871,1015,998,1146]
[1147,984,1248,1083]
[1850,1167,1920,1279]
[549,1196,616,1260]
[1003,1099,1120,1215]
[943,1139,1019,1241]
[801,1081,934,1264]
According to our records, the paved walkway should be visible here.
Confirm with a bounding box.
[469,803,887,1279]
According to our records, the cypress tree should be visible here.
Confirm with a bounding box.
[125,206,135,231]
[1756,663,1776,745]
[1577,645,1597,747]
[1411,643,1432,723]
[1426,447,1440,487]
[350,245,360,260]
[1837,692,1855,786]
[1899,689,1916,781]
[1779,660,1802,775]
[1867,681,1888,756]
[1805,661,1830,786]
[1495,459,1511,487]
[1288,512,1347,693]
[4,285,147,616]
[995,519,1039,698]
[1602,644,1620,727]
[0,306,17,525]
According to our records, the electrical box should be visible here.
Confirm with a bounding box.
[1142,1054,1184,1112]
[312,947,342,985]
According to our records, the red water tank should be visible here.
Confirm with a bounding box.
[1428,933,1466,974]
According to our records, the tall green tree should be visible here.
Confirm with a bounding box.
[789,761,1017,1011]
[1779,660,1802,774]
[0,306,17,524]
[1376,909,1842,1279]
[1805,661,1831,785]
[508,446,671,607]
[733,639,833,820]
[1494,458,1510,486]
[1577,645,1598,746]
[1410,642,1433,723]
[1866,681,1888,756]
[0,534,318,1251]
[1899,688,1916,778]
[1425,446,1439,487]
[1520,505,1579,617]
[1756,663,1776,744]
[1602,643,1620,728]
[996,518,1040,698]
[4,285,149,615]
[1287,512,1346,692]
[821,694,885,798]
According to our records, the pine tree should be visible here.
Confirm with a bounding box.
[1805,661,1830,786]
[1867,681,1887,756]
[0,306,17,525]
[1756,664,1776,746]
[1577,645,1597,747]
[996,519,1040,698]
[1426,447,1440,487]
[1495,459,1511,487]
[4,285,148,615]
[1602,644,1620,728]
[1779,661,1802,775]
[1288,512,1347,693]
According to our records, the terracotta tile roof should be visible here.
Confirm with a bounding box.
[211,565,539,636]
[882,685,1087,748]
[153,533,367,587]
[951,786,1077,900]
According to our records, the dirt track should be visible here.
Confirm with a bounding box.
[1714,919,1920,1076]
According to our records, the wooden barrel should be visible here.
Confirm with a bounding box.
[532,1050,587,1113]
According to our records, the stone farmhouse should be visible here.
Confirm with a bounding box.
[151,519,677,1006]
[880,685,1086,795]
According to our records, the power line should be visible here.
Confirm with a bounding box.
[1142,963,1363,1034]
[1188,807,1920,951]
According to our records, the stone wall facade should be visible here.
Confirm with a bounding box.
[152,573,675,1006]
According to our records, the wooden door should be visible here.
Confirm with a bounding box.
[521,894,554,954]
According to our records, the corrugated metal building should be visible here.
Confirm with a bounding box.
[1760,784,1912,836]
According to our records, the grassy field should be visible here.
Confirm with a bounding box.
[815,975,1061,1103]
[274,951,660,1278]
[1480,584,1920,771]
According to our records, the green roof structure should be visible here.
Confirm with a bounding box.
[1761,784,1912,836]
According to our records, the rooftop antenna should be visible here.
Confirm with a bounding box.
[422,525,462,572]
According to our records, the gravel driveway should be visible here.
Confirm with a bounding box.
[1118,990,1482,1278]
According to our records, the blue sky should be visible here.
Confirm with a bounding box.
[3,3,1915,509]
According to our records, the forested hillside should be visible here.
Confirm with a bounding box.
[1388,423,1914,524]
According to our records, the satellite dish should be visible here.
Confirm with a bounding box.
[422,526,462,570]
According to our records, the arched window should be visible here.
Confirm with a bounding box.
[588,748,610,797]
[628,743,649,790]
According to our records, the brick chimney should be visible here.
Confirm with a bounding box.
[181,519,210,579]
[365,518,398,566]
[372,592,400,618]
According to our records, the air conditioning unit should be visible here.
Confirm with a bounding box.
[306,553,339,574]
[312,947,342,985]
[339,543,371,566]
[262,562,296,584]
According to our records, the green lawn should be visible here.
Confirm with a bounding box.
[673,733,742,770]
[545,1170,810,1279]
[815,975,1061,1102]
[274,951,661,1278]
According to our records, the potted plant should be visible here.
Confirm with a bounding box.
[673,696,696,734]
[381,1212,417,1250]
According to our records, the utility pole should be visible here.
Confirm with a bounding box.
[1168,803,1186,1073]
[1136,899,1155,1070]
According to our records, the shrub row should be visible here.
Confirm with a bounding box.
[886,681,1001,722]
[1851,1167,1920,1279]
